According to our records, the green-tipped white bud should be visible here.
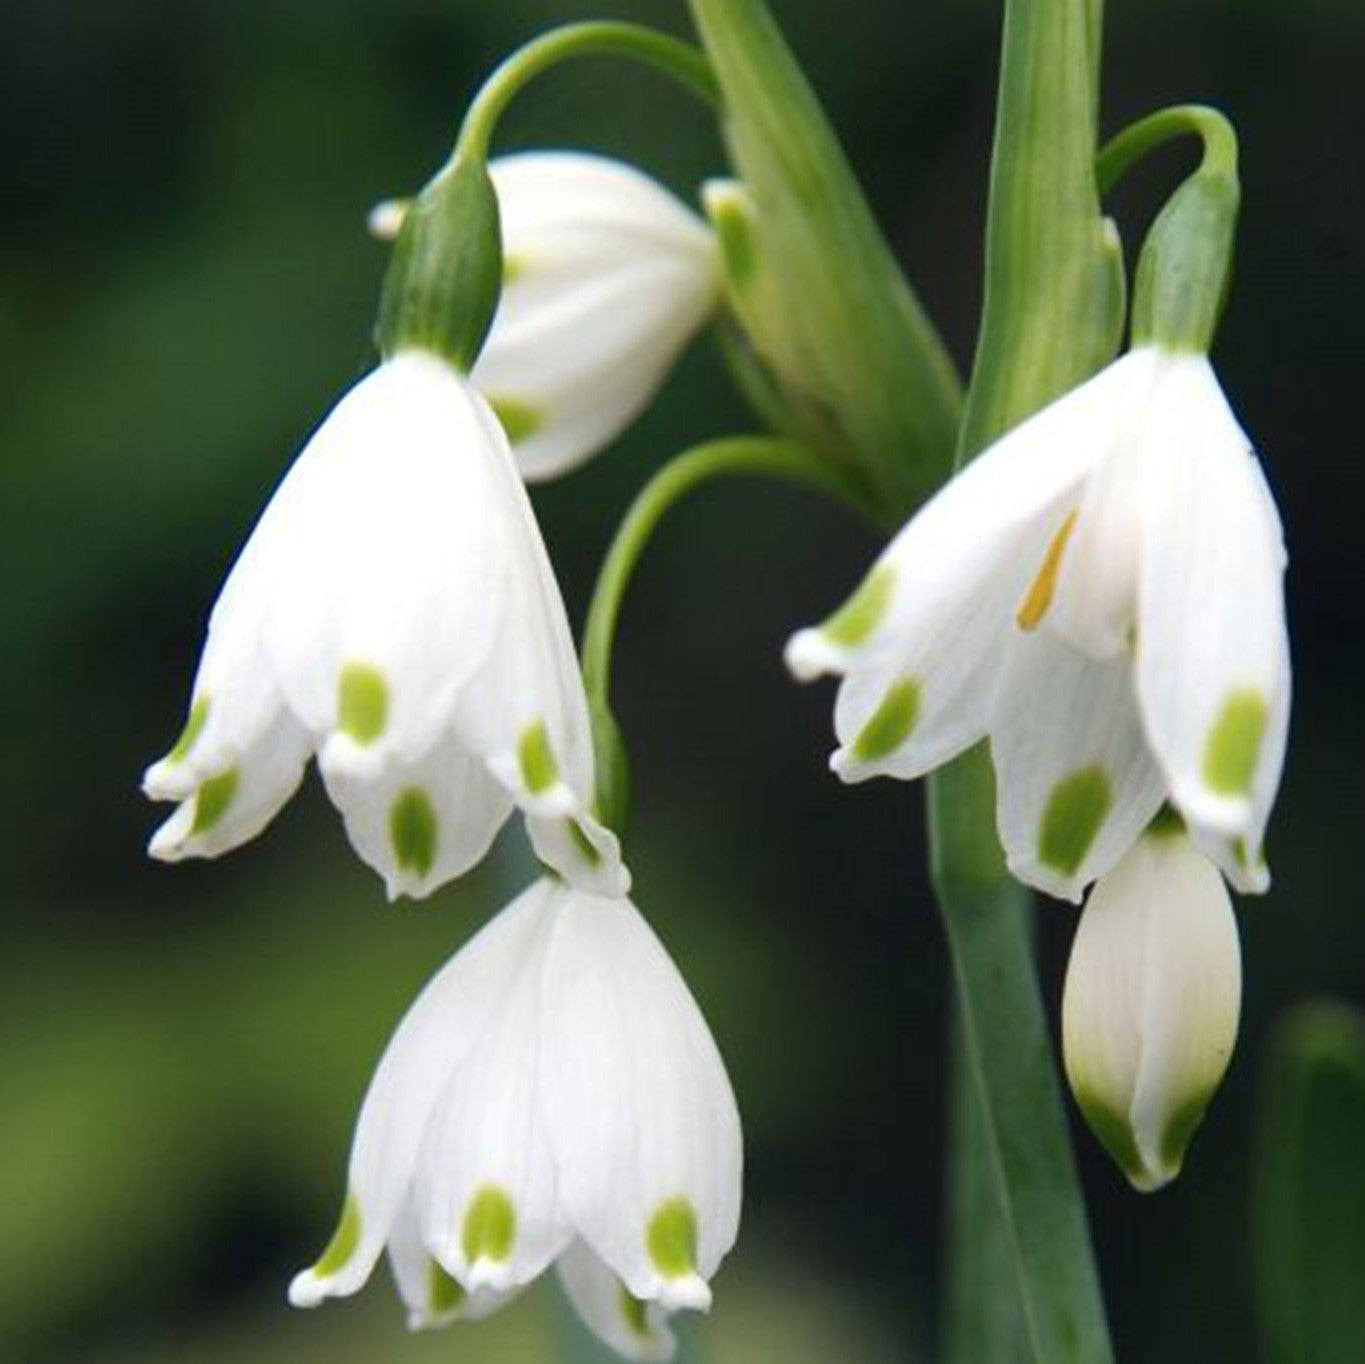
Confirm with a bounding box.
[1063,824,1241,1191]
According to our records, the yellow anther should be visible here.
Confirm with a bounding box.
[1016,510,1079,631]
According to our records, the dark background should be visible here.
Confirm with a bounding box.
[1,1,1361,1361]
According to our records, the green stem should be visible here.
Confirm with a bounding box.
[456,22,718,162]
[580,437,865,830]
[1096,103,1238,196]
[931,0,1118,1358]
[582,437,864,707]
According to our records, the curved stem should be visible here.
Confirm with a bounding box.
[581,436,864,709]
[456,22,719,162]
[1097,103,1238,197]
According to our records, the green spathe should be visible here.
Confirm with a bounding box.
[1038,765,1112,875]
[1202,688,1267,796]
[687,0,960,518]
[646,1198,699,1279]
[376,154,502,371]
[462,1186,517,1265]
[338,664,389,746]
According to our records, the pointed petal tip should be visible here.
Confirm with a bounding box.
[286,1269,329,1309]
[783,629,840,683]
[320,732,388,785]
[1005,852,1088,905]
[464,1258,515,1294]
[656,1273,712,1314]
[142,758,194,801]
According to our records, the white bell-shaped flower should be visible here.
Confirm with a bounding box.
[786,345,1290,901]
[288,877,742,1361]
[1062,821,1241,1190]
[372,152,720,480]
[143,349,626,899]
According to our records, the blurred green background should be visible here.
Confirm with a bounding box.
[2,1,1363,1361]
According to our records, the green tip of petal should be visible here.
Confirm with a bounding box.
[518,721,560,796]
[390,788,438,877]
[489,396,544,444]
[568,819,603,868]
[429,1259,467,1316]
[646,1198,699,1280]
[313,1194,362,1277]
[462,1186,517,1266]
[167,695,210,762]
[191,768,239,834]
[1072,1088,1159,1192]
[821,566,894,648]
[1039,765,1112,877]
[338,664,389,746]
[852,677,921,762]
[1202,689,1268,796]
[1146,803,1186,839]
[619,1283,652,1338]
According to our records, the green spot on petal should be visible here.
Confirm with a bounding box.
[489,396,544,444]
[338,664,389,746]
[519,722,560,796]
[168,695,210,762]
[1146,803,1186,840]
[429,1259,466,1316]
[852,678,921,763]
[1156,1091,1211,1179]
[192,768,239,834]
[619,1283,651,1338]
[462,1185,517,1266]
[646,1197,699,1280]
[821,566,894,648]
[1202,689,1267,796]
[569,819,603,868]
[1073,1087,1153,1191]
[313,1194,362,1278]
[390,788,438,877]
[1038,765,1111,876]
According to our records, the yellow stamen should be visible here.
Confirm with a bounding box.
[1016,511,1079,631]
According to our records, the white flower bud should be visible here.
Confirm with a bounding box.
[1062,825,1241,1190]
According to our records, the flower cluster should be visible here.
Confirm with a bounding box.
[143,150,736,1356]
[788,341,1289,1183]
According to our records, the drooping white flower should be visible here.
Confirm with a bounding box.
[372,152,720,480]
[786,346,1290,901]
[143,349,626,899]
[288,878,742,1361]
[1062,821,1241,1190]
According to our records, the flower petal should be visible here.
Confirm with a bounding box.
[787,354,1142,781]
[540,889,742,1312]
[414,882,571,1294]
[474,152,718,481]
[1135,353,1290,857]
[557,1239,677,1362]
[288,883,551,1308]
[386,1196,520,1331]
[991,631,1166,901]
[261,354,510,776]
[319,725,513,902]
[146,708,310,861]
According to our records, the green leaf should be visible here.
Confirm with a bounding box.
[1254,1001,1365,1364]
